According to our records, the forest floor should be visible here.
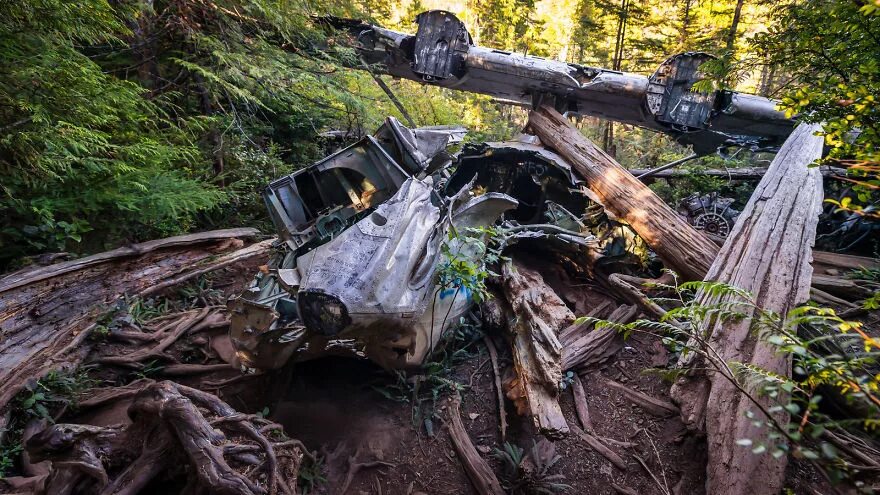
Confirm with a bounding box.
[5,254,834,495]
[4,234,874,495]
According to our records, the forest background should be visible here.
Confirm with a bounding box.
[1,0,877,269]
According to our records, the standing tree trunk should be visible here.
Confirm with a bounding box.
[603,0,630,156]
[527,105,717,281]
[670,124,825,495]
[725,0,746,53]
[680,0,692,47]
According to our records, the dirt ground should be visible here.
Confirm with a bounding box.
[12,257,840,495]
[243,331,827,495]
[186,261,831,494]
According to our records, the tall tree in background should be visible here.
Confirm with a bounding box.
[0,0,405,267]
[680,0,693,47]
[725,0,746,53]
[470,0,543,54]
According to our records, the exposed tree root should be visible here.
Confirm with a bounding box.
[322,443,395,495]
[23,381,301,495]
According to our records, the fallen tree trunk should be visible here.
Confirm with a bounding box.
[670,124,825,495]
[500,259,572,438]
[627,165,845,180]
[527,105,717,281]
[0,230,272,413]
[560,304,638,371]
[529,106,865,304]
[447,395,505,495]
[812,251,880,275]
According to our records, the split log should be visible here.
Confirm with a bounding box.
[560,304,638,371]
[446,396,505,495]
[811,274,876,300]
[670,124,825,495]
[500,259,572,438]
[483,335,508,441]
[527,105,717,281]
[0,230,271,413]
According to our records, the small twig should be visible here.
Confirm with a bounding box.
[610,483,640,495]
[644,430,671,495]
[633,454,671,495]
[572,425,627,471]
[483,335,508,442]
[468,357,490,388]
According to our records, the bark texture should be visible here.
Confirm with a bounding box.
[628,165,845,180]
[500,259,572,438]
[447,396,505,495]
[24,380,301,495]
[670,124,825,495]
[560,304,638,371]
[527,105,717,280]
[0,229,269,412]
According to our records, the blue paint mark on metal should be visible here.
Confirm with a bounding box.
[439,286,473,301]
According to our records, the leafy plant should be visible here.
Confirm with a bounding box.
[436,225,508,305]
[297,453,327,494]
[133,360,165,380]
[582,275,880,486]
[493,440,570,494]
[0,368,96,477]
[701,1,880,221]
[177,274,224,308]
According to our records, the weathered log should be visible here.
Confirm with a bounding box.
[529,107,855,305]
[627,165,845,180]
[811,274,876,300]
[670,124,825,495]
[500,259,572,438]
[0,228,259,293]
[446,396,505,495]
[812,250,880,274]
[570,377,594,432]
[0,231,271,413]
[527,105,717,281]
[604,378,679,417]
[560,304,638,371]
[483,335,509,441]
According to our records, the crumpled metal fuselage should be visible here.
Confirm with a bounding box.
[227,114,615,371]
[228,118,519,370]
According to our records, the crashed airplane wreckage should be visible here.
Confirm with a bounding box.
[327,9,795,155]
[231,10,803,372]
[229,118,602,371]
